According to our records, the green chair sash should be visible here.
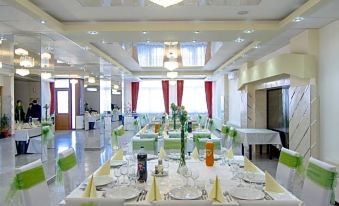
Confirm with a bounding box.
[57,153,77,172]
[279,151,304,175]
[132,139,156,152]
[306,162,337,204]
[164,139,186,150]
[6,165,46,202]
[221,125,230,135]
[168,132,181,138]
[41,126,52,144]
[228,128,237,138]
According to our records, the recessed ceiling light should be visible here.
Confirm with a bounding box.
[88,31,98,35]
[293,16,304,22]
[234,37,245,43]
[40,20,46,24]
[146,40,150,43]
[194,31,200,34]
[0,36,6,41]
[237,11,249,15]
[243,29,254,34]
[142,31,147,34]
[192,40,197,43]
[254,43,261,49]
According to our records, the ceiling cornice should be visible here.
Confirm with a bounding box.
[132,70,214,76]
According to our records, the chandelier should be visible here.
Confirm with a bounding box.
[164,58,179,71]
[41,72,52,80]
[16,68,30,76]
[19,56,35,68]
[88,77,96,84]
[148,0,184,7]
[167,71,178,79]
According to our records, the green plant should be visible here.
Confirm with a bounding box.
[1,114,9,131]
[170,103,178,130]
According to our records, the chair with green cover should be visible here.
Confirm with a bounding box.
[112,125,124,148]
[57,148,79,195]
[163,137,187,153]
[132,138,156,154]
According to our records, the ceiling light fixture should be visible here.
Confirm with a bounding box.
[84,84,88,88]
[142,31,147,34]
[192,40,197,43]
[88,77,95,84]
[167,71,178,79]
[70,79,78,84]
[146,40,151,43]
[243,29,254,34]
[40,20,46,24]
[41,52,51,59]
[16,68,30,76]
[293,16,304,22]
[88,31,98,35]
[19,56,35,68]
[0,62,2,68]
[194,31,200,34]
[112,89,121,95]
[41,72,52,80]
[113,84,119,89]
[254,43,261,49]
[87,87,97,92]
[148,0,184,7]
[164,58,179,71]
[15,48,28,56]
[234,37,245,43]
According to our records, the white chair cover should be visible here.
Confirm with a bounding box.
[238,200,302,206]
[301,157,336,206]
[59,148,79,195]
[276,148,300,193]
[16,159,51,206]
[65,197,124,206]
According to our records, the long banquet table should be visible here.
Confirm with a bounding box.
[61,156,300,206]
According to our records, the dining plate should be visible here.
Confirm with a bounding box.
[106,186,141,200]
[168,154,190,160]
[169,186,202,200]
[84,176,113,187]
[229,187,265,200]
[110,160,127,167]
[243,173,265,184]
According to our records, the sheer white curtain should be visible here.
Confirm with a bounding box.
[137,43,164,67]
[180,42,207,67]
[182,80,207,114]
[137,80,165,113]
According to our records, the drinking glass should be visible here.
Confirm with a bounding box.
[114,168,122,185]
[128,166,137,185]
[182,168,192,187]
[191,170,200,187]
[120,165,128,184]
[220,147,227,166]
[163,160,169,175]
[230,162,239,180]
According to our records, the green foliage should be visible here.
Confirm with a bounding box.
[1,114,9,130]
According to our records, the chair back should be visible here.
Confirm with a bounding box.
[132,138,156,154]
[65,197,124,206]
[276,148,302,192]
[15,159,50,206]
[301,157,337,206]
[58,148,79,195]
[238,200,302,206]
[163,137,187,153]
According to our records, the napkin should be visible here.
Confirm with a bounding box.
[159,147,166,159]
[94,160,110,176]
[147,176,162,201]
[83,175,96,198]
[192,147,199,160]
[226,148,234,160]
[265,171,285,193]
[244,157,259,173]
[209,176,225,203]
[111,148,124,161]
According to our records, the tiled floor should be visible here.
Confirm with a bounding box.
[0,124,278,206]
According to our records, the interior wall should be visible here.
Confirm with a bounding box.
[228,77,242,127]
[84,90,100,112]
[111,94,122,109]
[0,75,15,134]
[14,80,41,110]
[319,19,339,166]
[254,90,267,128]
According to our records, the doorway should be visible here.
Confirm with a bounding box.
[55,89,70,130]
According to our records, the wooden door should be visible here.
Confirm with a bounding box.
[55,90,70,130]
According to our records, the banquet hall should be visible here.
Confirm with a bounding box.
[0,0,339,206]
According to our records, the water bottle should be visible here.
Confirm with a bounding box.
[137,146,147,182]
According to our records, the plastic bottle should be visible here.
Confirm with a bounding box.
[205,140,214,167]
[137,146,147,182]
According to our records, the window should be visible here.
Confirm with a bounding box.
[57,91,69,113]
[182,80,207,114]
[137,43,164,67]
[180,42,207,67]
[137,81,164,113]
[55,79,69,88]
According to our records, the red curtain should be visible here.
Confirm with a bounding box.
[49,82,55,115]
[131,82,139,113]
[161,80,169,114]
[205,81,213,118]
[177,80,184,107]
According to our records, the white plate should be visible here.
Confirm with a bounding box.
[151,170,168,177]
[147,154,158,160]
[168,154,190,160]
[85,176,113,187]
[200,154,222,160]
[169,187,202,200]
[110,160,127,167]
[229,187,265,200]
[243,173,265,184]
[106,186,141,200]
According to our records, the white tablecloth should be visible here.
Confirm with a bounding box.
[62,158,299,206]
[14,127,41,142]
[125,116,137,131]
[237,129,282,147]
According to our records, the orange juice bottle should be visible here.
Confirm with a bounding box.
[205,140,214,167]
[154,123,160,133]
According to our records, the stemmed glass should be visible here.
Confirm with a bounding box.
[128,166,137,185]
[182,168,192,187]
[191,170,199,188]
[114,168,122,185]
[120,165,128,184]
[230,161,239,180]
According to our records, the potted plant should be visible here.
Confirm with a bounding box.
[1,114,10,138]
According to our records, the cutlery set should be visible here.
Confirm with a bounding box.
[136,189,148,202]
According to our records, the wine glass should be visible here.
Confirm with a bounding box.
[128,166,137,185]
[191,170,200,188]
[230,162,239,180]
[114,168,122,185]
[220,147,227,166]
[182,168,192,187]
[120,165,128,184]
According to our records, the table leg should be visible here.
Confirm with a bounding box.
[249,145,252,160]
[269,145,272,160]
[241,144,244,156]
[259,145,263,155]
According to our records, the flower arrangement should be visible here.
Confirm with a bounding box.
[170,103,178,130]
[177,105,188,172]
